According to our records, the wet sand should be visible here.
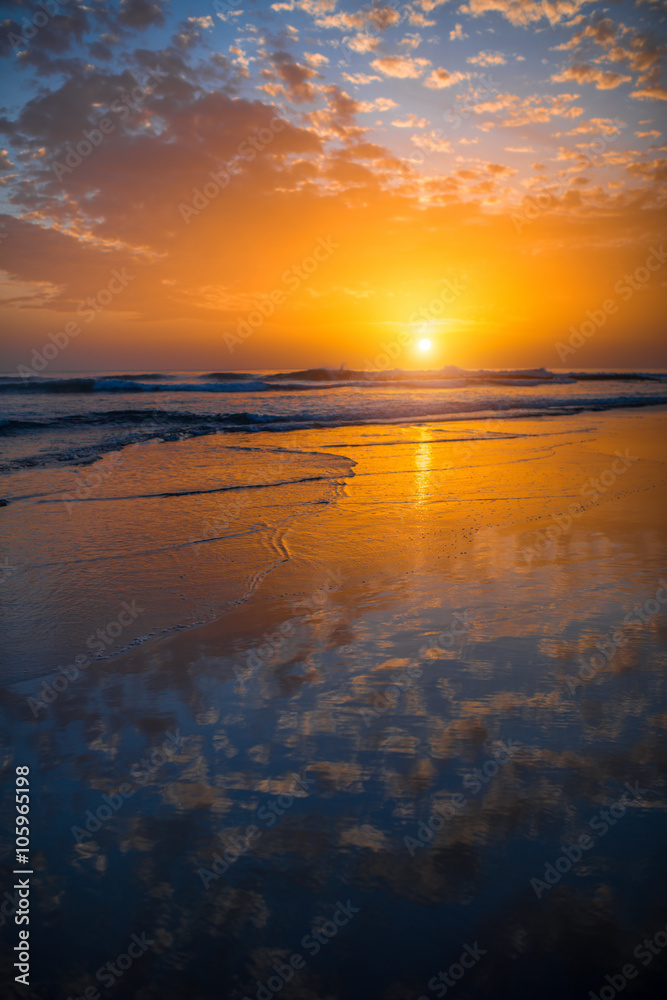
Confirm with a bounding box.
[2,407,667,1000]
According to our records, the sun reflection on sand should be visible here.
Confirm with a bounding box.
[414,432,436,508]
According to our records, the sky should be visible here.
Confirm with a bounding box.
[0,0,665,372]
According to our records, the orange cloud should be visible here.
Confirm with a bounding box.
[467,52,507,66]
[424,68,467,89]
[371,56,431,79]
[552,64,632,90]
[473,92,585,126]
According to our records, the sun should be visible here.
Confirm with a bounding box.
[418,338,432,352]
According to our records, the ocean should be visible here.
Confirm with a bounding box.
[2,366,667,473]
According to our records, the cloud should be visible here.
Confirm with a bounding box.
[554,18,618,51]
[556,18,663,75]
[304,52,329,66]
[0,80,334,318]
[411,130,452,153]
[345,33,380,54]
[294,0,338,14]
[118,0,167,29]
[423,68,466,89]
[267,51,322,102]
[467,52,506,66]
[562,118,624,136]
[0,2,91,69]
[366,6,402,30]
[414,0,450,9]
[371,56,431,78]
[551,64,631,90]
[342,72,381,85]
[631,81,667,101]
[472,92,585,126]
[172,19,212,52]
[400,34,423,50]
[486,162,517,176]
[626,157,667,182]
[304,9,364,30]
[392,114,429,128]
[357,97,400,112]
[188,17,214,30]
[554,16,667,102]
[449,24,467,41]
[408,12,436,26]
[309,4,401,31]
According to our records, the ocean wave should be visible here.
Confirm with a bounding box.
[199,372,258,381]
[1,367,664,394]
[0,377,274,394]
[2,392,667,475]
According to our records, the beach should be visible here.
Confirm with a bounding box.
[2,403,667,1000]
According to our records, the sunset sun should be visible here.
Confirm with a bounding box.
[418,338,432,352]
